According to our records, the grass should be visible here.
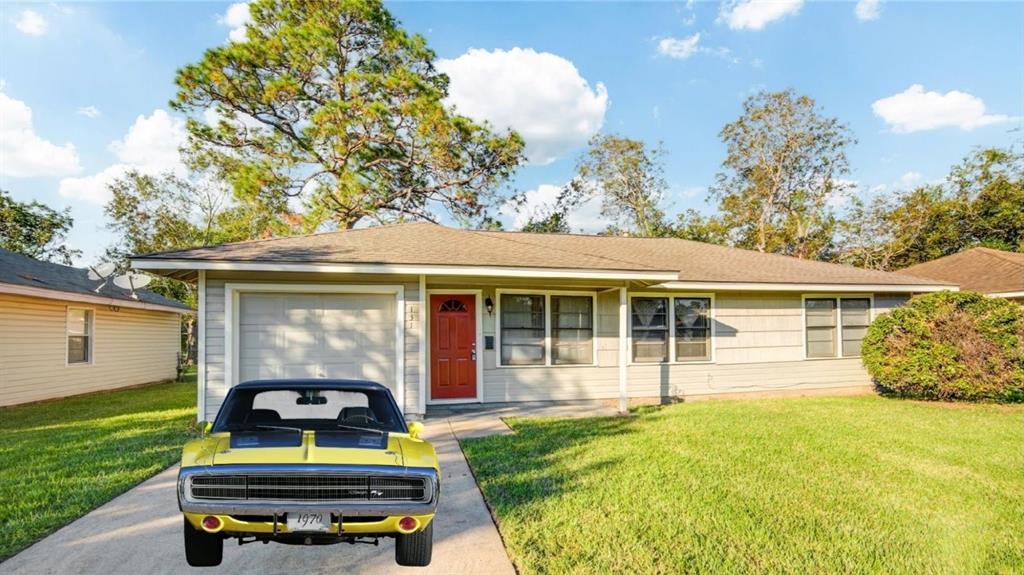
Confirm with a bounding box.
[462,396,1024,575]
[0,371,196,561]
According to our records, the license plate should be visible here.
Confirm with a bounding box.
[286,512,331,533]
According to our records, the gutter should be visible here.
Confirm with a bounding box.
[0,282,193,314]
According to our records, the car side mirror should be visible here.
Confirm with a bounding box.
[407,421,424,439]
[199,421,213,436]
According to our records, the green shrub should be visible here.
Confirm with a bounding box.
[862,291,1024,402]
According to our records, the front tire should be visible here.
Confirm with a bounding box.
[183,518,223,567]
[395,521,433,567]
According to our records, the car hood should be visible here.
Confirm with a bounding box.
[194,431,408,468]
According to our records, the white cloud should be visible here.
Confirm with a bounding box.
[501,183,606,233]
[719,0,803,31]
[14,9,48,35]
[436,47,609,165]
[76,105,101,118]
[855,0,881,21]
[58,109,186,204]
[658,34,701,59]
[872,84,1017,133]
[219,2,252,43]
[0,87,81,177]
[657,33,739,63]
[898,171,922,187]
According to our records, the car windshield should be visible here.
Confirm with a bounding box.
[213,386,406,433]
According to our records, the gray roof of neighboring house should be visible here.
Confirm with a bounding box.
[133,222,954,287]
[0,248,192,310]
[902,247,1024,294]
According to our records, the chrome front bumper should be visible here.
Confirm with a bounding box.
[177,464,440,517]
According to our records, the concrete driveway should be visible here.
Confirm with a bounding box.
[0,422,515,575]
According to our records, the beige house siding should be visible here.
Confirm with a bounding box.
[200,272,911,417]
[0,293,181,407]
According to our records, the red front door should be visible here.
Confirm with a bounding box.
[430,294,477,400]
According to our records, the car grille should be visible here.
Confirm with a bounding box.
[188,474,429,503]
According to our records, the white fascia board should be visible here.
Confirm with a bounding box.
[130,259,679,281]
[987,291,1024,299]
[649,281,958,293]
[0,282,193,314]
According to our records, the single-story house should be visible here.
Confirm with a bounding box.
[902,247,1023,303]
[130,223,955,420]
[1,248,192,407]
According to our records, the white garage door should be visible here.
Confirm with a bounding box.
[238,292,397,395]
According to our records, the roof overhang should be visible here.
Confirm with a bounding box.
[987,290,1024,299]
[0,282,193,314]
[648,281,958,293]
[130,258,680,282]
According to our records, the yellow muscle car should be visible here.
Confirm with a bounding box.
[178,379,440,567]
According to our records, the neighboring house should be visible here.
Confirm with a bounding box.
[0,249,192,407]
[130,223,954,420]
[902,247,1024,303]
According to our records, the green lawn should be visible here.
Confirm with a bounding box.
[0,372,196,561]
[462,396,1024,575]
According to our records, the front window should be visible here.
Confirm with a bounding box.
[675,298,711,360]
[551,295,594,365]
[67,308,93,364]
[213,387,405,433]
[631,297,669,363]
[805,298,837,358]
[805,297,871,358]
[500,294,545,365]
[840,298,871,357]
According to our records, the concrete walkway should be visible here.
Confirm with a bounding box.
[0,422,515,575]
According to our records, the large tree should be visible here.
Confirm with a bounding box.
[567,134,670,237]
[173,0,523,229]
[0,190,80,265]
[835,147,1024,270]
[708,90,855,259]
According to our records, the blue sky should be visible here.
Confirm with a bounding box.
[1,1,1021,265]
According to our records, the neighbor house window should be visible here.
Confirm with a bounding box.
[631,297,669,363]
[500,294,545,365]
[551,295,593,365]
[840,298,871,357]
[67,308,93,364]
[675,298,711,361]
[805,297,871,358]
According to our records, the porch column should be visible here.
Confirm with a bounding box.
[618,286,628,413]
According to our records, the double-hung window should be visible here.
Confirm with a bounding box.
[675,298,711,361]
[551,295,594,365]
[67,308,94,364]
[499,294,546,365]
[631,297,669,363]
[499,292,595,366]
[630,296,712,363]
[804,297,872,358]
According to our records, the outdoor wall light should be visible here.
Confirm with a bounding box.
[485,297,494,315]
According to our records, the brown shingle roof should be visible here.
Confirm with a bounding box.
[901,247,1024,294]
[135,222,950,287]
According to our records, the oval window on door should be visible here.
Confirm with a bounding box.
[438,299,468,313]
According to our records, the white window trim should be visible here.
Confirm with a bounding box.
[65,306,95,367]
[494,288,599,368]
[627,292,716,366]
[223,283,406,412]
[801,294,875,360]
[425,289,484,405]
